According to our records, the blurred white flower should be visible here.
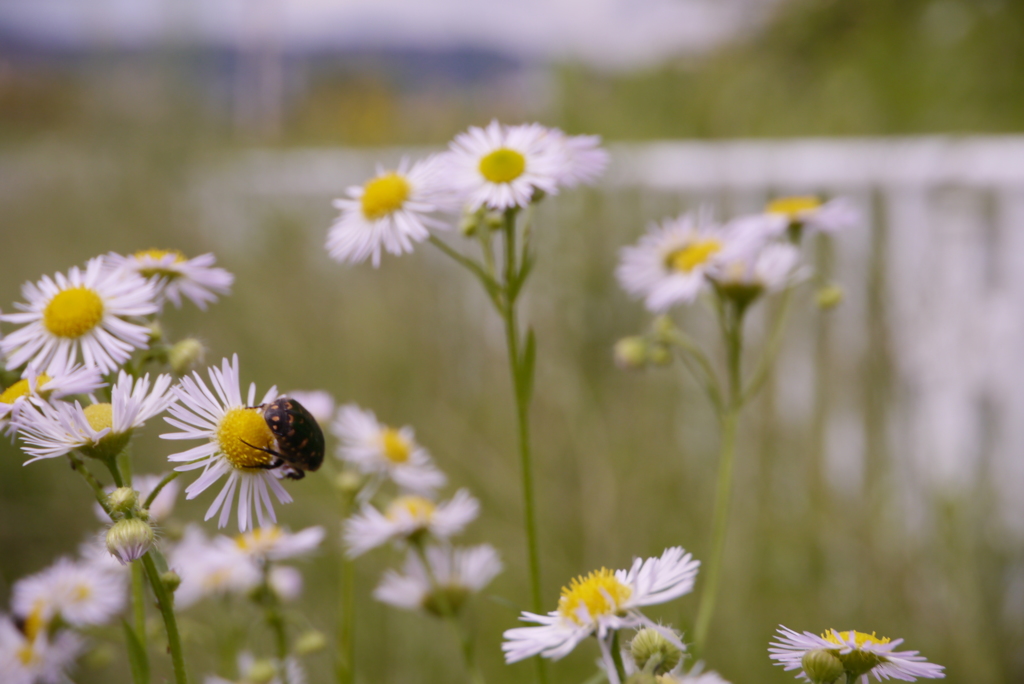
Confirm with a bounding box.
[224,525,325,562]
[332,403,445,496]
[170,525,261,609]
[765,196,859,235]
[502,547,700,683]
[161,355,293,531]
[441,120,567,210]
[0,615,83,684]
[707,241,805,298]
[549,131,609,188]
[374,544,502,615]
[12,557,126,628]
[107,250,233,311]
[343,489,479,558]
[14,371,173,463]
[0,361,104,436]
[327,157,447,267]
[769,626,945,682]
[268,566,303,602]
[617,214,750,312]
[1,256,159,374]
[204,652,306,684]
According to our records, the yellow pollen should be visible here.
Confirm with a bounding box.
[767,196,821,219]
[386,495,435,521]
[236,525,282,551]
[361,173,410,220]
[479,148,526,183]
[380,428,411,464]
[134,249,187,278]
[17,605,47,665]
[822,630,890,648]
[216,408,277,469]
[43,287,104,339]
[557,568,632,625]
[667,239,723,273]
[0,375,50,404]
[72,583,92,602]
[83,403,113,432]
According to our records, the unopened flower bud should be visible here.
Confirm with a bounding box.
[245,659,277,684]
[161,570,182,593]
[614,337,648,369]
[106,518,155,565]
[147,321,165,344]
[294,630,328,656]
[483,210,504,229]
[802,648,845,684]
[648,344,672,367]
[334,470,364,497]
[630,628,682,674]
[169,338,206,375]
[107,487,139,516]
[816,284,844,310]
[459,208,480,236]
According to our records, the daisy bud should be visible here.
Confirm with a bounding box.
[614,337,648,369]
[816,284,844,310]
[801,649,845,684]
[107,487,139,516]
[483,209,504,229]
[459,208,482,236]
[294,630,328,656]
[169,338,206,375]
[147,321,165,344]
[106,518,155,565]
[334,470,364,497]
[630,627,682,675]
[246,659,277,684]
[648,343,672,367]
[161,570,182,594]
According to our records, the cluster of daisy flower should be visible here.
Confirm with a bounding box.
[0,541,127,684]
[333,403,502,620]
[326,120,608,267]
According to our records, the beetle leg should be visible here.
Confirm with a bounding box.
[239,439,285,469]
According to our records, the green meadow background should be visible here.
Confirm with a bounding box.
[1,1,1023,682]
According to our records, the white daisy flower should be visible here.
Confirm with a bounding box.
[204,652,306,684]
[549,131,609,188]
[107,250,234,311]
[617,214,748,312]
[442,120,567,211]
[327,157,447,267]
[170,525,261,609]
[332,403,446,496]
[222,525,325,562]
[0,361,105,436]
[765,196,859,236]
[0,615,83,684]
[659,665,731,684]
[769,626,945,682]
[1,257,159,374]
[502,547,700,675]
[12,557,126,627]
[13,370,174,463]
[374,544,502,615]
[286,390,335,425]
[161,355,294,531]
[707,241,804,301]
[343,489,479,558]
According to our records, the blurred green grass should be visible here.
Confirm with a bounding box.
[1,0,1022,682]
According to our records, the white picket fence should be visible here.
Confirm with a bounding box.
[193,136,1024,535]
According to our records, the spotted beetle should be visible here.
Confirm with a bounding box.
[241,396,325,480]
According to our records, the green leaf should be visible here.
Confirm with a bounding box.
[122,619,150,684]
[520,328,537,402]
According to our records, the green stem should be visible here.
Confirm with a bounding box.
[131,563,148,643]
[259,564,290,682]
[336,491,356,684]
[143,471,180,510]
[609,631,627,684]
[693,301,745,652]
[68,454,112,515]
[141,552,188,684]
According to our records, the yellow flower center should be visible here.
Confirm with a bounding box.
[72,582,92,602]
[18,604,46,664]
[479,148,526,183]
[361,173,410,220]
[235,525,282,551]
[667,239,722,273]
[43,286,104,339]
[216,407,277,469]
[0,374,50,404]
[380,428,411,464]
[766,196,821,219]
[134,249,187,278]
[822,630,890,648]
[557,568,632,625]
[83,403,113,432]
[386,495,435,522]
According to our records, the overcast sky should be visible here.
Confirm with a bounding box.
[0,0,774,69]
